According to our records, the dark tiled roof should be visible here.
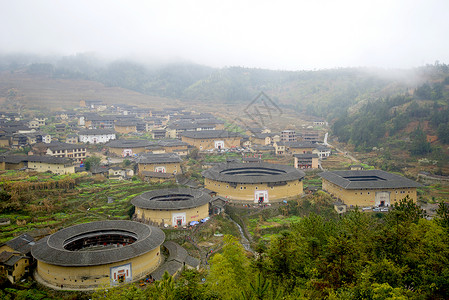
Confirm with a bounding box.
[141,171,174,179]
[181,130,242,139]
[250,145,275,151]
[202,162,305,184]
[115,121,138,127]
[151,260,182,280]
[319,170,423,189]
[4,234,35,254]
[106,139,153,148]
[78,129,116,135]
[286,142,316,148]
[252,133,273,139]
[157,139,188,147]
[131,187,211,210]
[27,155,73,164]
[31,220,165,266]
[47,142,85,151]
[0,155,72,165]
[136,153,182,164]
[4,254,27,267]
[0,155,28,164]
[293,154,319,159]
[0,251,13,263]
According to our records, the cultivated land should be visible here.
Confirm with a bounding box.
[0,71,178,110]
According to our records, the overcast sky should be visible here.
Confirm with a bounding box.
[1,0,449,70]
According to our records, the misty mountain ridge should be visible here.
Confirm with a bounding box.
[1,54,442,106]
[1,54,448,123]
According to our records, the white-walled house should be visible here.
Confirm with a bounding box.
[78,129,116,144]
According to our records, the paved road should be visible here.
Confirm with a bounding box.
[324,132,359,163]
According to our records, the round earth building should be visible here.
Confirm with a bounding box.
[31,220,164,290]
[131,187,211,227]
[202,162,306,203]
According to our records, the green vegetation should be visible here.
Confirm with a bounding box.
[0,171,175,243]
[82,198,449,299]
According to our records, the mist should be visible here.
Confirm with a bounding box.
[1,0,449,71]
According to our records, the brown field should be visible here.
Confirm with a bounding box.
[0,71,180,110]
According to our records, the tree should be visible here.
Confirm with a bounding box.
[207,235,251,299]
[410,126,431,155]
[436,201,449,233]
[84,156,102,171]
[174,269,205,300]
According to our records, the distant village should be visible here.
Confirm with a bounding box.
[0,99,423,290]
[0,99,332,178]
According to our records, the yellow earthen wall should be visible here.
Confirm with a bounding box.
[181,136,241,150]
[137,162,181,175]
[36,246,161,289]
[10,257,29,283]
[204,178,303,201]
[134,203,209,226]
[109,147,147,156]
[322,179,418,207]
[28,162,75,175]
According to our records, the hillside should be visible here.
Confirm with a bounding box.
[0,54,434,116]
[0,70,179,110]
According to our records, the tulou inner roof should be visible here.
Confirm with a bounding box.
[202,162,305,184]
[31,220,164,266]
[131,187,211,210]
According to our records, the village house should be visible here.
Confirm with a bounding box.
[65,134,78,144]
[313,145,332,159]
[106,139,152,157]
[114,121,138,134]
[151,129,167,139]
[301,131,321,143]
[78,129,116,144]
[286,142,316,155]
[181,130,242,151]
[28,120,40,129]
[250,133,273,145]
[27,156,75,174]
[10,132,51,148]
[244,127,271,137]
[294,153,319,169]
[136,153,183,177]
[82,114,115,129]
[166,117,225,139]
[156,139,189,156]
[320,170,423,208]
[273,141,286,155]
[250,145,275,155]
[281,130,297,142]
[46,142,87,163]
[108,167,134,180]
[0,135,10,147]
[0,234,34,284]
[80,99,104,108]
[0,155,28,170]
[313,120,327,126]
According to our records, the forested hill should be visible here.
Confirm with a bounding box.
[1,54,445,119]
[332,65,449,157]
